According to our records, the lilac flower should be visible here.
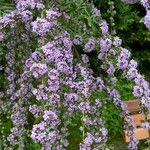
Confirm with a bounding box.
[141,122,150,129]
[47,131,58,144]
[64,93,79,111]
[84,38,95,52]
[100,128,108,137]
[17,0,45,11]
[100,20,109,35]
[113,36,122,47]
[20,10,33,22]
[31,122,47,144]
[16,0,30,12]
[134,74,144,85]
[92,5,100,16]
[32,86,48,101]
[96,77,105,92]
[36,3,45,10]
[46,70,60,92]
[98,52,105,60]
[128,137,139,150]
[100,38,112,53]
[63,37,72,49]
[120,48,131,59]
[30,63,48,78]
[84,133,94,146]
[31,51,43,62]
[29,104,43,118]
[43,110,59,127]
[144,10,150,29]
[126,68,138,79]
[0,12,16,28]
[46,9,60,20]
[81,54,89,64]
[140,0,149,8]
[118,48,131,70]
[48,93,60,105]
[78,102,91,112]
[141,96,150,109]
[106,63,115,75]
[73,35,83,45]
[25,58,34,68]
[42,41,58,62]
[133,85,143,97]
[95,99,102,108]
[118,59,129,70]
[129,59,138,68]
[31,18,52,36]
[57,61,70,74]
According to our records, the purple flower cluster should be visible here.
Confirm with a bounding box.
[64,93,79,112]
[31,122,47,144]
[16,0,45,12]
[31,18,53,36]
[43,110,59,127]
[144,10,150,29]
[117,48,131,70]
[113,36,122,47]
[46,9,61,20]
[100,20,109,35]
[31,109,61,149]
[122,57,150,113]
[30,63,48,78]
[0,11,16,29]
[73,35,83,45]
[32,85,48,101]
[84,37,95,52]
[140,0,149,9]
[81,54,89,64]
[98,38,112,60]
[29,104,43,118]
[92,5,101,16]
[20,10,33,22]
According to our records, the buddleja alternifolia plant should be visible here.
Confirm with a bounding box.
[0,0,150,149]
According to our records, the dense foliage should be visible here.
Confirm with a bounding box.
[0,0,150,150]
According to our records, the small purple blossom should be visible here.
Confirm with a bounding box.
[0,32,4,41]
[31,122,47,144]
[144,10,150,29]
[92,6,100,16]
[30,63,48,78]
[81,54,89,64]
[133,85,143,97]
[46,9,60,20]
[100,38,112,53]
[73,35,83,45]
[84,38,95,52]
[113,36,122,47]
[32,18,52,36]
[20,10,33,22]
[100,20,109,35]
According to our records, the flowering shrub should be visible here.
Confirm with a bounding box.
[0,0,150,150]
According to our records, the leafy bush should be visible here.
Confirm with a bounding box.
[0,0,150,150]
